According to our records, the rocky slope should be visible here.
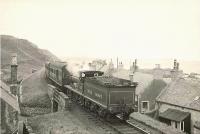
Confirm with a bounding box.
[0,35,59,82]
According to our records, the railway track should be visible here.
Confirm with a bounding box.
[108,122,144,134]
[47,80,150,134]
[106,117,150,134]
[73,105,118,134]
[72,102,149,134]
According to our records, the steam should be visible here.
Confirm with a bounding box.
[65,61,94,77]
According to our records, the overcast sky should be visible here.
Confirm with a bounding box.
[1,0,200,60]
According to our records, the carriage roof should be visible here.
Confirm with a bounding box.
[49,61,67,69]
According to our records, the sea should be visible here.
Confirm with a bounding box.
[63,57,200,74]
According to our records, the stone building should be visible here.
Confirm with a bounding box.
[1,81,20,133]
[1,53,21,133]
[156,77,200,134]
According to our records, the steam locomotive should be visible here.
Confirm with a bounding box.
[45,61,137,120]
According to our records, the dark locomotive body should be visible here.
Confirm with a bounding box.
[45,61,137,119]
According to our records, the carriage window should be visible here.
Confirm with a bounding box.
[81,73,85,78]
[94,73,98,76]
[56,70,59,78]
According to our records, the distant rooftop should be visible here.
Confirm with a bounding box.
[156,77,200,111]
[113,69,154,94]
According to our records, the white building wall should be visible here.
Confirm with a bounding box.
[158,103,200,134]
[194,127,200,134]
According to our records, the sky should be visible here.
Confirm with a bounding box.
[0,0,200,60]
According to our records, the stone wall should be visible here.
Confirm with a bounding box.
[1,99,18,133]
[48,84,71,112]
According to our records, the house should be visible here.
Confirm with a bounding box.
[112,68,168,113]
[130,112,185,134]
[156,77,200,134]
[140,79,167,114]
[1,81,20,133]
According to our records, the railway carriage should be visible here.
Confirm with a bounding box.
[45,62,71,86]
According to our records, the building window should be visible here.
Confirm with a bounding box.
[141,101,149,113]
[135,95,138,102]
[180,121,184,131]
[175,122,177,128]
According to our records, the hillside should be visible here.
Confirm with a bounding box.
[0,35,59,82]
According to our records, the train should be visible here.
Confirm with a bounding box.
[45,61,137,120]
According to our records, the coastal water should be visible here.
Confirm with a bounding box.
[115,59,200,74]
[63,57,200,74]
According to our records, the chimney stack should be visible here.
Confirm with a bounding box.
[10,53,18,96]
[135,59,138,70]
[129,73,134,85]
[173,59,177,70]
[155,64,160,69]
[132,62,135,71]
[117,57,118,69]
[176,62,179,70]
[11,53,18,84]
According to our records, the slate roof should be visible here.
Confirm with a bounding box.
[0,81,20,112]
[159,108,190,122]
[50,61,67,68]
[130,112,184,134]
[194,121,200,129]
[141,79,167,110]
[156,78,200,111]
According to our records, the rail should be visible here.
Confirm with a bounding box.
[116,114,151,134]
[126,120,151,134]
[11,129,18,134]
